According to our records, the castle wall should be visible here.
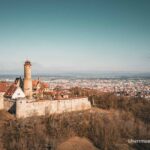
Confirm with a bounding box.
[16,97,91,118]
[0,93,4,110]
[4,99,16,113]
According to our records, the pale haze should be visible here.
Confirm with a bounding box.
[0,0,150,74]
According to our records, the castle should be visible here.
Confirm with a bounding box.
[0,61,91,118]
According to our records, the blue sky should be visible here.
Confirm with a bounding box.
[0,0,150,74]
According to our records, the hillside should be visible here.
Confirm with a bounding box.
[0,110,15,150]
[0,107,149,150]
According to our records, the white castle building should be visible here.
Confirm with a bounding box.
[0,61,91,118]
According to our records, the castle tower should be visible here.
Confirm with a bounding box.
[23,60,32,98]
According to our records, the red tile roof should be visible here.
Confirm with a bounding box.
[4,84,17,98]
[42,82,49,88]
[32,80,39,87]
[32,80,49,89]
[0,82,11,93]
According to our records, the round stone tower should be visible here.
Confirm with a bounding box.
[23,60,32,99]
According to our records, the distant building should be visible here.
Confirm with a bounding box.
[33,79,49,93]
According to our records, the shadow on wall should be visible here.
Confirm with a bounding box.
[8,102,16,114]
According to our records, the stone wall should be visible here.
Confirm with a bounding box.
[0,93,4,110]
[4,99,16,113]
[16,97,91,118]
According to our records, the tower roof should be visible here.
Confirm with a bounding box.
[24,60,31,66]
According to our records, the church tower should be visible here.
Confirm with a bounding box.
[23,60,32,98]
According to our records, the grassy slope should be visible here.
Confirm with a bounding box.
[1,108,147,150]
[0,110,15,150]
